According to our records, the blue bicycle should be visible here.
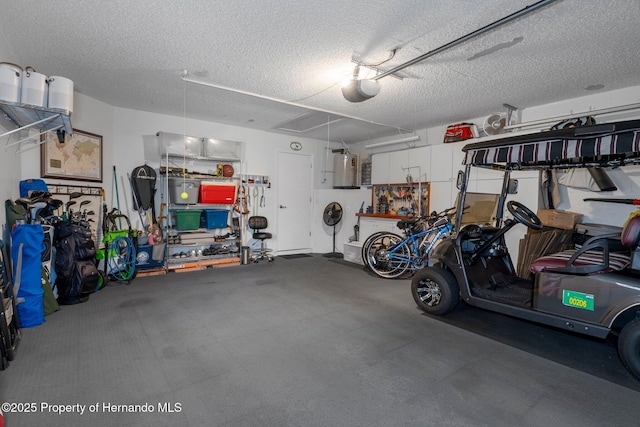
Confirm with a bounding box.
[361,208,454,279]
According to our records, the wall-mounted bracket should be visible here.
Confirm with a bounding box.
[0,100,72,151]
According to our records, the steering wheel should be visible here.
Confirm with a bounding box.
[507,201,543,230]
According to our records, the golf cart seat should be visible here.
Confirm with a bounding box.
[530,215,640,275]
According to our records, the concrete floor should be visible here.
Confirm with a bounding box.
[1,255,639,426]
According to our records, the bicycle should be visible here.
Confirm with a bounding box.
[361,207,455,279]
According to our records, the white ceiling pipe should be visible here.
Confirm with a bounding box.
[180,73,412,135]
[505,102,640,130]
[365,135,420,149]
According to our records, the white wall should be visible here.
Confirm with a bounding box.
[20,93,114,186]
[11,91,346,254]
[7,77,640,255]
[0,40,21,230]
[314,188,370,253]
[348,84,640,261]
[20,103,344,252]
[522,85,640,227]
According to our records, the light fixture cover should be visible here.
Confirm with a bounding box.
[342,79,381,102]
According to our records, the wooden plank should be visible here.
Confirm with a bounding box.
[174,266,207,273]
[167,257,240,271]
[211,261,240,269]
[136,269,167,277]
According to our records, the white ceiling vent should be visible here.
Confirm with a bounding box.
[274,112,344,133]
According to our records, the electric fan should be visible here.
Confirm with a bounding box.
[482,112,517,136]
[322,202,343,258]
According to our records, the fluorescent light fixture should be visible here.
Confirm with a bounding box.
[365,135,420,149]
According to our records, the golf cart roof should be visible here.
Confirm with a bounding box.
[462,119,640,170]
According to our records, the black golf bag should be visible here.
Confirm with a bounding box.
[54,222,100,305]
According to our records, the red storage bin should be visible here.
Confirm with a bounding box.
[199,181,236,204]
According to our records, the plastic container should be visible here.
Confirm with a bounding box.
[199,181,236,204]
[201,209,229,229]
[0,62,22,103]
[20,67,48,107]
[168,177,200,204]
[47,75,74,112]
[175,209,202,230]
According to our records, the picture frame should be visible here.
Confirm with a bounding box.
[41,129,103,182]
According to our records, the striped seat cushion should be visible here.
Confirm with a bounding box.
[530,250,631,274]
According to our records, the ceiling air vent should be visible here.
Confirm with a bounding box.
[274,112,344,133]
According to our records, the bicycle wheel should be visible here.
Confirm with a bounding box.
[362,232,412,279]
[361,231,389,270]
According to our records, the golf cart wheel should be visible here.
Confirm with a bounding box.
[618,318,640,380]
[411,267,459,315]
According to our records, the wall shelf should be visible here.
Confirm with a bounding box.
[157,131,241,162]
[0,100,72,148]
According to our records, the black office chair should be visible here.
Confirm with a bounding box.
[248,216,273,262]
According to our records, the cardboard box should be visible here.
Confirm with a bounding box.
[536,209,583,230]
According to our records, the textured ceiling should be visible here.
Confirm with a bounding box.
[1,0,639,143]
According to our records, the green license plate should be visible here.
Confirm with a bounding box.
[562,290,594,311]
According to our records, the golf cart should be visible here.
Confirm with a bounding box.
[411,119,640,381]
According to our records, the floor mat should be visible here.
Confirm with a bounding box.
[427,304,640,392]
[328,258,369,271]
[279,254,313,259]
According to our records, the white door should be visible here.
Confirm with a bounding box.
[277,152,312,253]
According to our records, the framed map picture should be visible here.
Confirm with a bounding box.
[41,129,103,182]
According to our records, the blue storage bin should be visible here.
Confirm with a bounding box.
[201,209,229,229]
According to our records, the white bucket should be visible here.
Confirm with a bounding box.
[47,76,74,112]
[0,62,22,103]
[20,67,48,107]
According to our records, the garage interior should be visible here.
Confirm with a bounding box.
[1,0,640,426]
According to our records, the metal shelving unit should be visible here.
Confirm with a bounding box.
[0,100,72,149]
[158,131,244,271]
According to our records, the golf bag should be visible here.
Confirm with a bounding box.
[11,224,45,327]
[54,222,100,305]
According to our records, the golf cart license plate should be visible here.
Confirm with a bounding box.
[562,290,594,311]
